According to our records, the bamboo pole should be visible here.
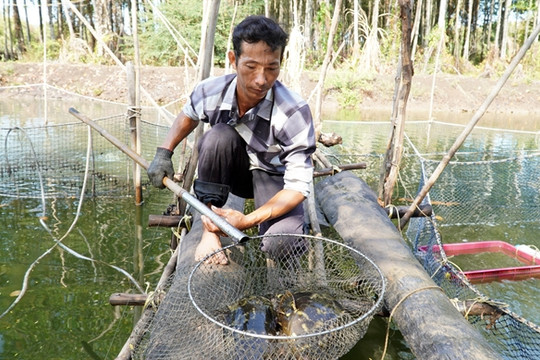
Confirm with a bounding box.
[40,0,48,125]
[69,108,248,243]
[131,0,142,205]
[127,61,143,205]
[399,22,540,229]
[178,0,221,218]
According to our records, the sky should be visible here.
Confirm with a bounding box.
[2,1,46,26]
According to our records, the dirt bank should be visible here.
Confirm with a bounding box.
[1,62,540,119]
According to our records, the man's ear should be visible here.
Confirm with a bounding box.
[228,50,237,69]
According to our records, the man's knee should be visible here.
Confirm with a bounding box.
[198,123,240,152]
[193,179,230,207]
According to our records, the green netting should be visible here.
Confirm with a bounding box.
[405,152,540,359]
[0,86,176,198]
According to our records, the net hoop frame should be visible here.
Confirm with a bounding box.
[187,233,386,341]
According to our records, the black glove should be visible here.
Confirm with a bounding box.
[147,147,174,188]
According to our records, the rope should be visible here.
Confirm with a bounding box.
[380,285,444,359]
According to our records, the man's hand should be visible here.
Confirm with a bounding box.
[201,206,248,234]
[147,147,174,188]
[196,206,242,265]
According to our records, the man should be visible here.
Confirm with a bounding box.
[147,15,316,265]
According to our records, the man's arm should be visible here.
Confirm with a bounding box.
[202,189,305,232]
[159,111,199,151]
[147,112,199,188]
[244,189,304,227]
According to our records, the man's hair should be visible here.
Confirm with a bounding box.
[232,15,288,62]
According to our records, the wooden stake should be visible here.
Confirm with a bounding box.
[178,0,221,218]
[379,0,413,206]
[127,61,143,205]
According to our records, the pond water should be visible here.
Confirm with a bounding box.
[1,95,539,359]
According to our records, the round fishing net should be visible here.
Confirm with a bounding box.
[186,234,385,360]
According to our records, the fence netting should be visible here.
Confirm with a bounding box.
[2,85,540,358]
[405,142,540,359]
[0,85,177,198]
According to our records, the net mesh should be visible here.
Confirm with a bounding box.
[3,87,540,358]
[405,149,540,359]
[0,86,175,198]
[422,153,540,227]
[133,235,385,360]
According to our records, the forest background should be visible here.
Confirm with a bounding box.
[1,0,540,116]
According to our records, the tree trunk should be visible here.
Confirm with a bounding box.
[411,0,423,60]
[379,0,413,206]
[313,0,342,133]
[453,0,462,59]
[463,0,474,60]
[12,0,25,55]
[500,0,512,59]
[37,0,44,42]
[61,0,75,39]
[484,0,496,56]
[524,0,533,40]
[2,3,9,59]
[352,0,360,60]
[23,0,31,42]
[304,0,314,51]
[91,0,110,56]
[46,0,55,40]
[427,0,448,119]
[424,0,432,47]
[494,0,502,53]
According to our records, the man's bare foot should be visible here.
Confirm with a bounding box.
[194,229,229,265]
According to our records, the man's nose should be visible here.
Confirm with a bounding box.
[254,68,267,86]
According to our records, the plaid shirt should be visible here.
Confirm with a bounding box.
[183,74,316,196]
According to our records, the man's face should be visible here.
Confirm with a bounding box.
[229,41,282,110]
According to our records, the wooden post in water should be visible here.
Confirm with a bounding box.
[178,0,221,217]
[127,61,143,205]
[316,171,502,360]
[379,0,413,207]
[127,0,143,205]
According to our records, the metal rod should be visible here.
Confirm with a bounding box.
[68,107,248,243]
